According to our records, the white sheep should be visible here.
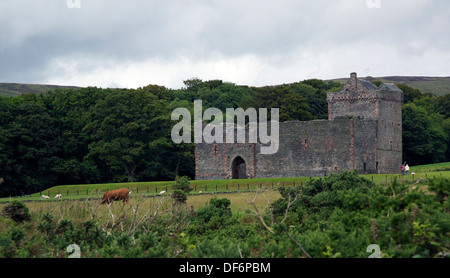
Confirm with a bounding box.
[159,190,166,195]
[55,194,62,200]
[41,195,50,200]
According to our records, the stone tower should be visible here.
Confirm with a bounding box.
[327,72,403,174]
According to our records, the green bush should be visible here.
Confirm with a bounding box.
[189,237,244,258]
[271,170,374,223]
[171,176,192,204]
[269,171,450,258]
[427,177,450,203]
[190,198,234,235]
[1,200,31,223]
[196,198,231,222]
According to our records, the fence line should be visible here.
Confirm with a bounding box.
[17,172,440,201]
[26,180,305,200]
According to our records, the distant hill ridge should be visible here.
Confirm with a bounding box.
[330,76,450,96]
[0,83,81,97]
[1,75,450,97]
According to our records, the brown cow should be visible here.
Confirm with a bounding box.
[100,188,131,205]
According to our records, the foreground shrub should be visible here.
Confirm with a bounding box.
[189,237,246,258]
[269,171,450,258]
[171,176,192,204]
[188,198,234,235]
[1,200,31,223]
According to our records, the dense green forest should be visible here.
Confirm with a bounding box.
[0,78,449,197]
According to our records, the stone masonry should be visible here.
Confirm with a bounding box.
[195,72,403,180]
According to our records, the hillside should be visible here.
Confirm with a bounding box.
[330,76,450,96]
[0,82,81,97]
[2,75,450,97]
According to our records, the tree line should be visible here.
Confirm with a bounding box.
[397,83,450,164]
[0,78,448,196]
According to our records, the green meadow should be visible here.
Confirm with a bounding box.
[2,162,449,203]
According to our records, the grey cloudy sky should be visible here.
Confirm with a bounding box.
[1,0,449,89]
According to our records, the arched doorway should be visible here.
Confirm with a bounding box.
[232,156,247,179]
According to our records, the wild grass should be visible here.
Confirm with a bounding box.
[0,191,281,230]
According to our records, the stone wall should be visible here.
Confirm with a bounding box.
[255,118,352,178]
[195,72,403,180]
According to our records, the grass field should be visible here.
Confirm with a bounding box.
[0,191,281,224]
[409,161,450,172]
[1,162,449,204]
[0,177,312,203]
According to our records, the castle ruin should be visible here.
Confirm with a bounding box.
[195,72,403,180]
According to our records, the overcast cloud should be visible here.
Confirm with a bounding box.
[0,0,449,89]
